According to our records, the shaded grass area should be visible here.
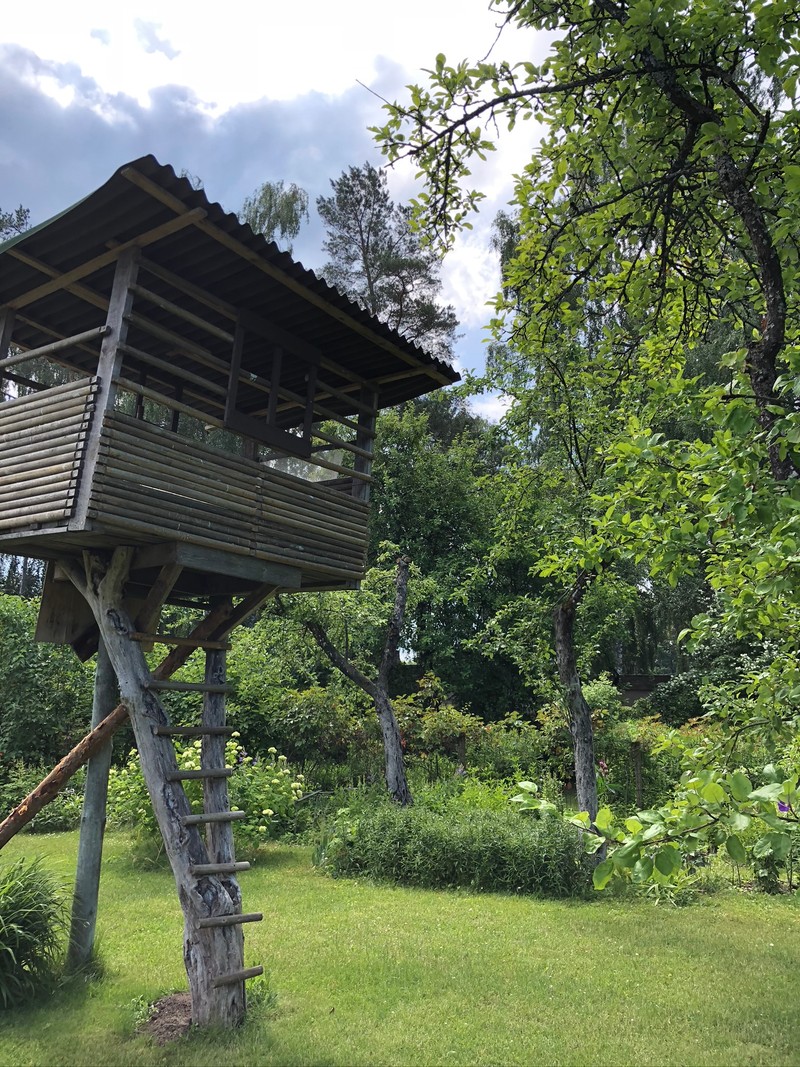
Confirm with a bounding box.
[0,832,798,1066]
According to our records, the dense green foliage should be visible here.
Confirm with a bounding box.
[317,162,458,360]
[0,858,65,1007]
[0,596,93,765]
[106,738,308,863]
[239,179,309,253]
[318,803,591,897]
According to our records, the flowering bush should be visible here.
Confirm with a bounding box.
[107,736,306,862]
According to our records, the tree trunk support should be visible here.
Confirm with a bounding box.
[65,637,117,974]
[0,580,279,848]
[58,549,261,1027]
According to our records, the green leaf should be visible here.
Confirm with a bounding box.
[729,771,753,803]
[701,781,727,804]
[612,841,640,869]
[632,856,654,882]
[725,834,747,864]
[654,846,681,877]
[593,857,615,891]
[595,806,615,833]
[749,783,784,802]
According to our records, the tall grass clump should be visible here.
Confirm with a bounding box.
[0,857,66,1007]
[318,805,592,898]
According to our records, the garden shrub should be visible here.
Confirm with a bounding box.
[318,804,592,897]
[0,762,85,833]
[0,857,66,1007]
[107,738,308,863]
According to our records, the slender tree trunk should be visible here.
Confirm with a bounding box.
[65,638,116,974]
[374,690,413,806]
[553,577,598,821]
[64,549,247,1028]
[299,556,414,806]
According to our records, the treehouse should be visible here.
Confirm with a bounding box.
[0,157,457,1026]
[0,155,457,649]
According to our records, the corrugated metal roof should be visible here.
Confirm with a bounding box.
[0,155,458,423]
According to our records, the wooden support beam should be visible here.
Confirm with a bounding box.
[131,632,230,650]
[199,912,262,929]
[167,769,235,781]
[134,562,184,640]
[190,861,250,876]
[212,966,263,987]
[65,639,117,974]
[154,726,233,737]
[147,680,233,695]
[0,326,109,371]
[71,248,141,530]
[183,811,247,826]
[7,209,207,311]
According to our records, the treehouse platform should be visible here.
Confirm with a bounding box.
[0,155,458,612]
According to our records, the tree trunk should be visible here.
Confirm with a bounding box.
[65,549,247,1028]
[374,689,413,806]
[299,556,414,806]
[0,591,269,849]
[65,638,116,974]
[553,578,598,821]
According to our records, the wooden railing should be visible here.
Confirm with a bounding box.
[89,412,369,582]
[0,378,98,533]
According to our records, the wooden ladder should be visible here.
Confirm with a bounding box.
[131,627,264,989]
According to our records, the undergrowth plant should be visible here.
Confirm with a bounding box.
[107,737,307,863]
[0,857,66,1007]
[316,803,591,897]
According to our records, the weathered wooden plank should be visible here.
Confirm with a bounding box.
[71,251,139,531]
[0,326,109,371]
[118,343,228,397]
[93,515,367,581]
[130,284,235,343]
[167,768,235,781]
[114,376,225,429]
[132,541,301,589]
[190,861,249,876]
[0,376,94,410]
[212,966,263,987]
[199,912,262,929]
[8,209,207,311]
[183,811,247,825]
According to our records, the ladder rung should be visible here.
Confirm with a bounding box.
[199,912,263,929]
[183,811,247,826]
[212,965,263,987]
[130,631,230,650]
[191,861,250,876]
[167,768,234,781]
[154,726,234,737]
[147,679,234,694]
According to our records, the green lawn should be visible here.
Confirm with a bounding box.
[0,832,798,1066]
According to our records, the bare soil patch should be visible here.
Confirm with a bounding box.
[140,992,193,1045]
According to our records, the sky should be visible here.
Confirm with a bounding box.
[0,2,550,419]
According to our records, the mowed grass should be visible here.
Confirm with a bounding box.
[0,833,798,1066]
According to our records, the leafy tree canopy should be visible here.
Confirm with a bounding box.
[317,162,459,360]
[240,179,309,253]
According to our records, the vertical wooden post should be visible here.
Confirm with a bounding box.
[201,637,245,1022]
[352,387,377,506]
[0,308,15,401]
[64,550,251,1028]
[66,638,117,973]
[71,248,140,528]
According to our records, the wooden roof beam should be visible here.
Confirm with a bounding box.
[8,208,207,311]
[120,167,453,388]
